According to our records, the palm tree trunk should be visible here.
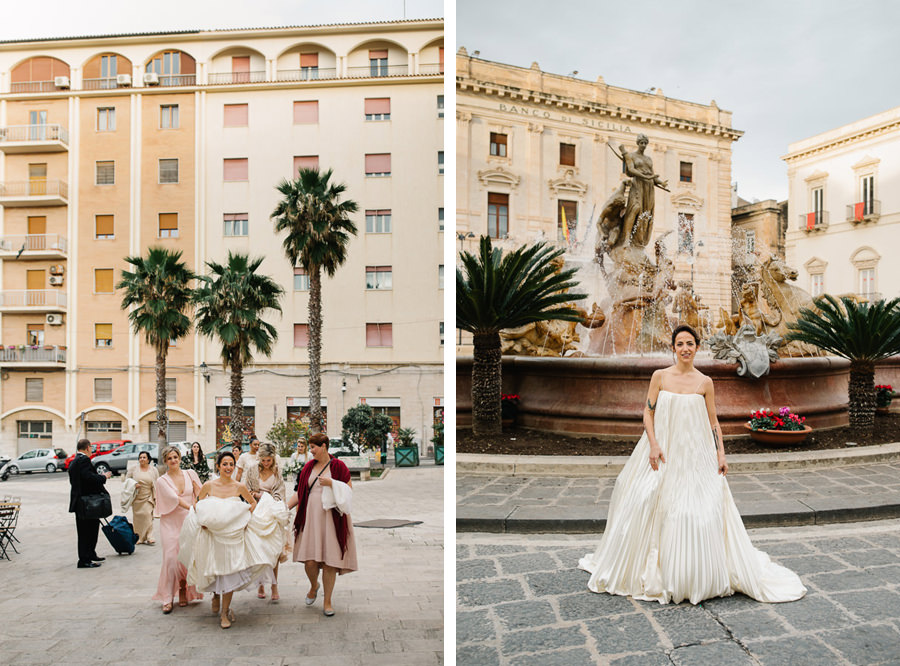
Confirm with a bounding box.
[848,360,876,432]
[156,346,168,448]
[471,331,502,436]
[229,353,245,443]
[308,265,324,434]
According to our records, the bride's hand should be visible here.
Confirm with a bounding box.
[648,445,665,471]
[718,453,728,476]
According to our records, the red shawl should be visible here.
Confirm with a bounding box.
[293,456,351,554]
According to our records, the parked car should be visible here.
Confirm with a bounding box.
[1,447,68,477]
[207,443,249,462]
[92,442,158,475]
[62,439,131,470]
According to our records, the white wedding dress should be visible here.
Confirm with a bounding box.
[578,390,807,604]
[178,493,289,594]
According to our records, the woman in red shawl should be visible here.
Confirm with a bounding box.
[289,433,358,616]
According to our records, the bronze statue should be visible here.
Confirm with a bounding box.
[620,135,668,248]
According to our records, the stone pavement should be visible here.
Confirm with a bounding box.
[0,465,443,665]
[458,461,900,532]
[457,520,900,665]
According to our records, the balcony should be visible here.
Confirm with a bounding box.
[418,62,444,75]
[799,210,829,232]
[82,77,119,90]
[275,68,339,82]
[857,292,883,302]
[0,344,66,369]
[155,74,197,87]
[0,234,68,259]
[0,290,67,313]
[346,65,410,78]
[0,124,69,153]
[846,200,881,224]
[208,71,267,85]
[0,180,68,207]
[10,81,59,93]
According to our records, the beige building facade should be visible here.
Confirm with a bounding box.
[0,20,444,457]
[783,106,900,303]
[730,197,787,311]
[456,50,742,338]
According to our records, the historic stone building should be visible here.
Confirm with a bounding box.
[783,106,900,302]
[730,197,788,311]
[0,20,444,457]
[456,50,743,341]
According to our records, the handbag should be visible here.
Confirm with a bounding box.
[80,493,112,519]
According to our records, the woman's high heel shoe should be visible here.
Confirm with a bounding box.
[220,608,235,629]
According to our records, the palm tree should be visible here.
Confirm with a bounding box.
[193,251,284,442]
[117,247,194,447]
[787,294,900,432]
[271,167,358,433]
[457,236,586,436]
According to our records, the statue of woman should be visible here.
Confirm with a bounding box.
[620,134,668,248]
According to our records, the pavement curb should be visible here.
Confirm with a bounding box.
[457,441,900,477]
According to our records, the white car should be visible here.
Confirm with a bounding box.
[0,447,68,478]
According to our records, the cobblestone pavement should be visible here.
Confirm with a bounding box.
[458,463,900,531]
[0,466,443,665]
[457,520,900,665]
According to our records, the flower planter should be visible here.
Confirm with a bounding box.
[434,443,444,466]
[394,445,419,467]
[744,424,812,447]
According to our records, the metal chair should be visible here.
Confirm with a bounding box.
[0,503,19,559]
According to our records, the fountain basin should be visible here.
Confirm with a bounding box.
[456,355,855,438]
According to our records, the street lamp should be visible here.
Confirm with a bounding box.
[199,361,210,383]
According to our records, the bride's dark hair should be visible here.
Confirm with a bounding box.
[671,324,700,347]
[215,450,235,472]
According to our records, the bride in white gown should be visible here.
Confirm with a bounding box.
[578,325,807,605]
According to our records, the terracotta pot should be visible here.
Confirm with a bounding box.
[744,424,812,447]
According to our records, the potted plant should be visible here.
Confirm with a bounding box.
[394,427,420,467]
[876,384,894,414]
[501,393,520,428]
[745,407,812,446]
[431,419,444,466]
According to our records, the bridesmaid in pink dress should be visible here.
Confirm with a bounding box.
[153,445,203,613]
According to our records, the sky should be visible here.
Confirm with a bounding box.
[0,0,443,40]
[457,0,900,202]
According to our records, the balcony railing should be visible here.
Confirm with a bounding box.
[346,65,410,78]
[846,200,882,223]
[0,290,67,310]
[799,210,829,231]
[10,81,59,93]
[0,180,68,207]
[0,345,66,365]
[208,71,267,85]
[418,62,444,75]
[0,124,69,153]
[857,292,883,302]
[82,77,119,90]
[275,68,339,82]
[0,234,67,256]
[153,74,197,87]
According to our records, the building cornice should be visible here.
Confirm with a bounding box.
[783,117,900,163]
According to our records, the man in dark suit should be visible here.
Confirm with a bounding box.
[68,438,112,568]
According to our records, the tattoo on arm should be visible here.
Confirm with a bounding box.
[647,398,656,411]
[713,428,721,453]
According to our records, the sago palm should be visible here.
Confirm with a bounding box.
[457,236,586,436]
[271,167,358,433]
[786,294,900,432]
[193,252,283,442]
[117,247,194,447]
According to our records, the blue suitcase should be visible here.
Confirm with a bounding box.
[101,515,138,555]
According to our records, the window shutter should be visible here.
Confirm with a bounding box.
[293,155,319,174]
[560,143,576,166]
[293,101,319,124]
[96,161,115,185]
[95,269,114,293]
[364,98,391,115]
[369,49,388,59]
[224,104,249,127]
[294,324,309,347]
[95,215,114,236]
[300,53,318,67]
[223,158,248,181]
[26,378,43,402]
[159,213,178,230]
[95,323,112,341]
[165,377,177,402]
[159,158,178,183]
[365,153,391,174]
[680,161,693,182]
[231,56,250,73]
[94,378,113,402]
[488,192,509,206]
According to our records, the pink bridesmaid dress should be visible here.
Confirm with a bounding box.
[153,469,204,605]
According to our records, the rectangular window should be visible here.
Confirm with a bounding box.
[160,104,179,129]
[439,321,444,346]
[95,268,114,293]
[859,268,876,297]
[25,378,43,402]
[158,213,179,238]
[300,52,319,79]
[438,207,444,231]
[293,101,319,124]
[678,213,695,254]
[18,420,52,438]
[86,421,122,433]
[490,132,507,157]
[680,161,693,183]
[95,323,112,348]
[437,94,444,118]
[293,155,319,175]
[365,266,393,290]
[558,200,577,242]
[365,153,391,177]
[369,49,388,76]
[293,324,309,348]
[293,267,309,291]
[224,103,249,127]
[559,143,576,166]
[812,187,824,227]
[26,323,44,346]
[365,209,392,233]
[224,158,248,181]
[811,274,824,297]
[100,55,117,79]
[745,229,756,255]
[165,377,177,402]
[159,158,178,184]
[94,378,113,402]
[95,161,115,185]
[438,151,444,175]
[231,55,250,82]
[27,216,46,235]
[366,323,393,347]
[95,215,114,239]
[29,163,47,194]
[861,174,875,215]
[438,265,444,290]
[223,213,248,237]
[364,97,391,120]
[97,107,115,131]
[487,192,509,239]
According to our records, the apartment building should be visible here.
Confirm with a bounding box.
[0,20,444,457]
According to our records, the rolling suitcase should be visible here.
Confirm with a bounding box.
[101,515,138,555]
